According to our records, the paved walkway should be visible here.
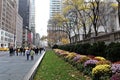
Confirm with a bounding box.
[0,51,44,80]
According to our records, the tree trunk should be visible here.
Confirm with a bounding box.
[68,34,72,44]
[118,2,120,27]
[83,22,87,39]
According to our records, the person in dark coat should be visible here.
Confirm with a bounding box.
[20,47,23,56]
[9,46,14,56]
[35,47,39,55]
[16,48,19,56]
[39,47,42,54]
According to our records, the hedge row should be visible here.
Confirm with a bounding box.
[52,42,120,62]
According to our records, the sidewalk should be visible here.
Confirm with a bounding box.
[0,51,44,80]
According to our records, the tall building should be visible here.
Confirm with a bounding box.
[16,13,23,48]
[16,0,19,12]
[18,0,30,29]
[18,0,35,47]
[29,0,36,45]
[48,0,68,45]
[0,0,17,47]
[35,33,40,47]
[49,0,62,18]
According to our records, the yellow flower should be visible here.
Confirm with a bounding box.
[77,55,90,63]
[96,60,111,66]
[94,56,106,61]
[65,52,77,60]
[92,64,111,76]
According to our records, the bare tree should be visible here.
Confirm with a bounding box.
[116,0,120,27]
[89,0,101,36]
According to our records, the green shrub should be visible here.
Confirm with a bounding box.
[80,43,91,55]
[106,42,120,62]
[87,42,106,57]
[57,42,120,62]
[52,44,58,49]
[74,43,82,54]
[83,67,92,76]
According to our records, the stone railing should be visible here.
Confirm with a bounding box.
[72,30,120,44]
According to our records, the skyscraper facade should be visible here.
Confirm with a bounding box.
[18,0,30,28]
[18,0,36,47]
[18,0,30,47]
[49,0,62,18]
[29,0,36,45]
[16,13,23,48]
[0,0,17,47]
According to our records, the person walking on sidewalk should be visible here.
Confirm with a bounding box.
[9,46,14,56]
[15,48,19,56]
[35,47,39,55]
[25,48,30,60]
[30,48,35,60]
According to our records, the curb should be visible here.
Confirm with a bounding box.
[23,51,46,80]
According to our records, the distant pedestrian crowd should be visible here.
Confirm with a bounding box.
[9,46,45,60]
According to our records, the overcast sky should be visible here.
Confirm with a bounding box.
[35,0,50,37]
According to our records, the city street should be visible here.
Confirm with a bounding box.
[0,51,43,80]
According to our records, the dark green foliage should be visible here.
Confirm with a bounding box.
[106,42,120,62]
[106,42,116,49]
[74,43,91,55]
[56,42,120,62]
[76,63,84,72]
[87,42,106,57]
[52,44,58,49]
[81,43,91,55]
[83,67,92,76]
[74,43,83,54]
[69,44,75,52]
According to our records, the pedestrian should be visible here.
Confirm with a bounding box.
[35,47,39,55]
[30,48,35,60]
[43,47,46,51]
[25,48,30,60]
[20,47,23,56]
[39,47,42,54]
[9,46,14,56]
[16,48,19,56]
[23,48,26,56]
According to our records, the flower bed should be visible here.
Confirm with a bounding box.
[54,49,120,80]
